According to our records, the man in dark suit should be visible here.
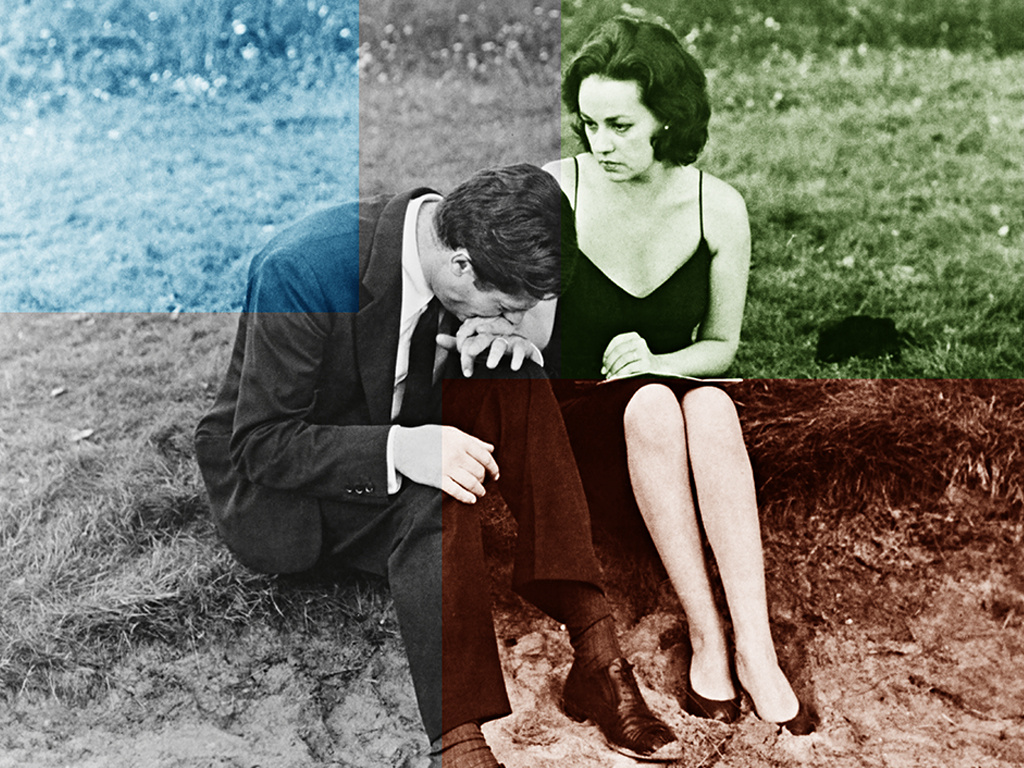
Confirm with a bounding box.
[194,165,674,767]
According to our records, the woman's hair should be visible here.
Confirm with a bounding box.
[563,16,711,166]
[434,164,576,301]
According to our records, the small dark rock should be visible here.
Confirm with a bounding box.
[815,315,909,363]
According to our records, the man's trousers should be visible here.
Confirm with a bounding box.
[320,376,603,741]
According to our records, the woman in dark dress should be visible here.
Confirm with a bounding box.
[540,17,816,734]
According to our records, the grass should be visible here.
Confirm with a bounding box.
[2,3,1021,377]
[0,313,377,697]
[359,70,561,197]
[0,0,1021,713]
[561,0,1024,58]
[1,85,358,312]
[4,47,1021,375]
[717,50,1024,378]
[733,378,1024,528]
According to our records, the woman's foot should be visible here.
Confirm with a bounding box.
[682,647,741,723]
[735,647,816,734]
[775,699,818,736]
[681,678,741,723]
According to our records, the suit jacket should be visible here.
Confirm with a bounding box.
[195,189,437,574]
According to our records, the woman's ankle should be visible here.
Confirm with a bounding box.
[687,638,736,699]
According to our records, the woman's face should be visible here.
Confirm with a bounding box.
[578,75,662,182]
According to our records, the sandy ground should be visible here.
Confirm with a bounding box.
[2,522,1021,768]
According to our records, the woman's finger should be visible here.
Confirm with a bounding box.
[605,344,637,376]
[486,336,507,369]
[510,342,526,370]
[602,334,639,369]
[459,334,492,376]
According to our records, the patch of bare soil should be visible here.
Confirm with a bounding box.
[2,507,1020,768]
[482,548,1024,767]
[0,624,430,768]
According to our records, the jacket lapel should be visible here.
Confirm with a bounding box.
[356,188,438,426]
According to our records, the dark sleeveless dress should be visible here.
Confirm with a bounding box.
[553,158,720,544]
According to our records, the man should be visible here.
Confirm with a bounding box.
[194,165,674,767]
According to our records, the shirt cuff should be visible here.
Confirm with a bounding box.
[386,425,402,494]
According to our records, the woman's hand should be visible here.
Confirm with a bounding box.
[437,316,543,377]
[602,331,659,379]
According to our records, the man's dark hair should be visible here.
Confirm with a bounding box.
[563,16,710,167]
[434,164,576,301]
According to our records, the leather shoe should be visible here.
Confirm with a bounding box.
[562,657,675,757]
[681,677,741,724]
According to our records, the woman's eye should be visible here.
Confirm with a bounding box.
[613,124,631,134]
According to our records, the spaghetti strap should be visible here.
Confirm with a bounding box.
[698,170,705,240]
[572,156,580,213]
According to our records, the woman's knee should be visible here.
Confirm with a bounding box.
[681,386,738,422]
[623,384,684,446]
[681,387,747,452]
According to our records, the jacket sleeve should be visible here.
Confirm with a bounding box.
[225,215,391,506]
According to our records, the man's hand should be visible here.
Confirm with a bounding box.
[392,424,500,504]
[437,317,543,377]
[602,331,659,379]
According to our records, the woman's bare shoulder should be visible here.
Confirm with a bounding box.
[695,170,750,258]
[544,154,577,177]
[541,155,585,194]
[698,170,748,220]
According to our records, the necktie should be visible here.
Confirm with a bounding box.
[398,296,443,426]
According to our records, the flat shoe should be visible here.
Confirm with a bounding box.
[681,678,741,724]
[776,699,818,735]
[562,657,676,757]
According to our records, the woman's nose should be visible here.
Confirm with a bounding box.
[589,126,612,153]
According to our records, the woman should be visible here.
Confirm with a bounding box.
[541,17,816,734]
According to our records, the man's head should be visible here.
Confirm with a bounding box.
[429,164,575,321]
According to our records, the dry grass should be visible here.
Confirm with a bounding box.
[0,314,397,699]
[734,379,1024,530]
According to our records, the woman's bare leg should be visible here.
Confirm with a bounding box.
[680,387,799,723]
[623,384,735,700]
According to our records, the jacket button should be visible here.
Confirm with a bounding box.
[364,483,374,493]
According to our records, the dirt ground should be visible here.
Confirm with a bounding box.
[1,493,1021,768]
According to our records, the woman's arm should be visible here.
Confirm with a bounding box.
[519,297,558,350]
[603,176,751,379]
[522,157,575,352]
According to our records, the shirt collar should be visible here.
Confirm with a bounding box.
[401,193,443,321]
